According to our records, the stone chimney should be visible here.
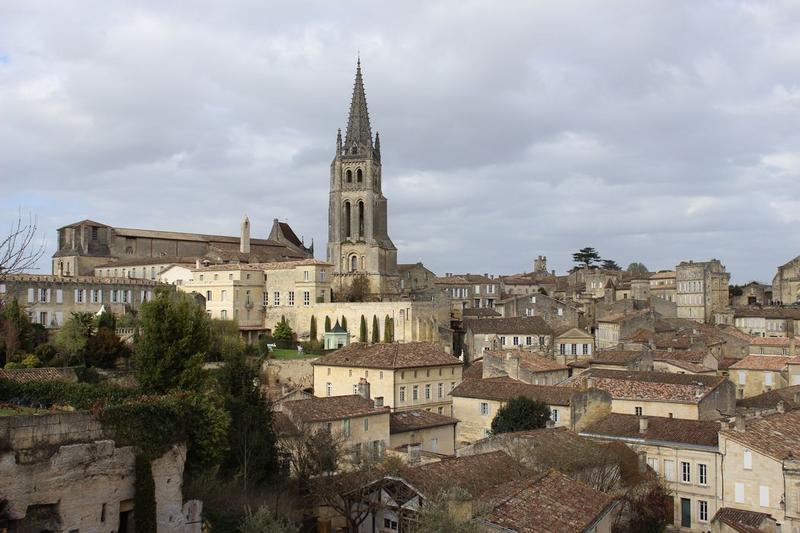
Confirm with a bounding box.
[734,415,746,432]
[240,215,251,254]
[639,417,649,434]
[505,353,520,381]
[777,400,786,414]
[195,259,201,269]
[586,376,596,389]
[357,377,370,400]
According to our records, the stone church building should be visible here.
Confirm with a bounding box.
[327,60,399,298]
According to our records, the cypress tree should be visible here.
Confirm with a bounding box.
[371,315,380,343]
[310,316,317,342]
[359,315,367,343]
[341,316,347,331]
[383,315,393,343]
[324,316,331,332]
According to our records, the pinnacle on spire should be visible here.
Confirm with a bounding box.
[343,58,373,155]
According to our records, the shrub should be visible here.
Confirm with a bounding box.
[490,396,551,435]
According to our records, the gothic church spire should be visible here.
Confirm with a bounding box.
[344,58,373,155]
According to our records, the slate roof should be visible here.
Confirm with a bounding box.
[729,355,791,371]
[312,342,461,370]
[720,410,800,461]
[580,413,720,447]
[568,369,725,403]
[281,395,389,423]
[389,410,458,433]
[464,316,552,335]
[479,469,617,533]
[450,377,575,406]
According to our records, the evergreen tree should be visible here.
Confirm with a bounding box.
[383,316,393,343]
[310,316,318,342]
[371,315,380,343]
[273,319,294,347]
[601,259,621,271]
[95,308,117,331]
[1,298,33,365]
[217,340,278,489]
[134,287,211,393]
[324,315,331,332]
[341,316,348,331]
[572,247,601,269]
[490,396,551,435]
[359,315,367,343]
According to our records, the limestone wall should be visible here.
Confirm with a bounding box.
[0,411,107,451]
[263,358,317,388]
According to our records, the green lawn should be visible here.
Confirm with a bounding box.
[269,348,319,360]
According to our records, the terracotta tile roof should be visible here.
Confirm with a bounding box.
[719,358,740,370]
[721,410,800,461]
[737,385,800,411]
[552,326,592,339]
[281,395,389,424]
[272,411,299,437]
[749,336,792,347]
[192,258,331,272]
[389,410,458,433]
[652,350,710,363]
[434,275,470,285]
[649,271,676,280]
[729,355,791,371]
[655,359,711,373]
[589,350,643,365]
[464,316,552,335]
[712,507,773,533]
[463,359,484,380]
[790,356,800,364]
[580,413,720,447]
[0,367,78,384]
[480,469,616,533]
[1,274,163,286]
[568,369,725,403]
[734,307,800,319]
[450,377,574,406]
[312,342,461,370]
[400,450,525,499]
[487,350,568,373]
[462,307,501,318]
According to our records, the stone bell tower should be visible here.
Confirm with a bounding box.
[327,59,398,298]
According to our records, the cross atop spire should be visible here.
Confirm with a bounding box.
[343,58,373,155]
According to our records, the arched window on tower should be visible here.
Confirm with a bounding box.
[350,255,358,272]
[344,201,351,238]
[356,168,363,183]
[358,201,365,238]
[346,169,352,183]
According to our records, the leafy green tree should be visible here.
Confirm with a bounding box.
[601,259,621,271]
[371,315,379,343]
[310,316,318,342]
[537,287,548,295]
[627,482,673,533]
[359,315,367,343]
[347,274,371,302]
[86,328,129,368]
[572,247,601,269]
[627,262,650,277]
[383,316,393,343]
[490,396,551,435]
[53,312,94,365]
[239,506,297,533]
[324,315,331,332]
[134,287,211,393]
[217,340,278,489]
[272,318,294,348]
[95,309,116,331]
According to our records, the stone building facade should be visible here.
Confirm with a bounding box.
[497,292,581,329]
[772,255,800,305]
[327,60,398,298]
[0,411,200,532]
[0,274,161,329]
[676,259,730,323]
[52,217,310,277]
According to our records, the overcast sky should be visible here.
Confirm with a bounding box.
[2,1,799,283]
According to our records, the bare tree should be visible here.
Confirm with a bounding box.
[0,210,46,280]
